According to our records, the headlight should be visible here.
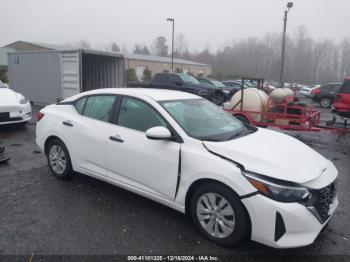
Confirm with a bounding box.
[242,171,310,203]
[20,96,28,104]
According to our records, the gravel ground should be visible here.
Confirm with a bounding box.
[0,100,349,257]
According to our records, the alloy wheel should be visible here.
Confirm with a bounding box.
[48,145,67,175]
[196,193,236,238]
[320,97,331,108]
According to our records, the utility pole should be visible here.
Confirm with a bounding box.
[167,18,175,73]
[279,2,293,88]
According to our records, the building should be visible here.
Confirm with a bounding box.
[124,53,212,80]
[4,40,72,52]
[3,41,212,84]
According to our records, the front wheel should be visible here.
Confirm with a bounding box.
[190,183,250,246]
[47,139,74,179]
[320,97,332,108]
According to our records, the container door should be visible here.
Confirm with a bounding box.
[61,51,81,99]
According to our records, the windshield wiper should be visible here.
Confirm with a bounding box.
[225,129,255,141]
[202,138,223,142]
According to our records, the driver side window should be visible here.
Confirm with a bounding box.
[117,97,167,132]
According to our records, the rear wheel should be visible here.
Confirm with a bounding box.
[47,139,74,179]
[320,97,332,108]
[190,183,250,246]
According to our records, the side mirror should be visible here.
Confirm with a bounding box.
[174,80,182,86]
[146,126,172,140]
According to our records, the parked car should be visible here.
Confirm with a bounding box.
[36,88,338,249]
[222,80,242,89]
[0,80,32,126]
[196,77,235,99]
[299,85,321,97]
[129,73,226,105]
[311,83,342,108]
[222,80,252,89]
[333,77,350,118]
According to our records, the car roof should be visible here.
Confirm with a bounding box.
[63,88,200,102]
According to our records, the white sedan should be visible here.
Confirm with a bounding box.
[0,80,32,125]
[299,85,321,97]
[36,88,338,248]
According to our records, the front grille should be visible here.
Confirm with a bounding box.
[0,112,22,123]
[0,112,10,122]
[310,183,336,222]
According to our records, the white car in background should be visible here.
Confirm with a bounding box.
[36,88,338,248]
[299,85,321,97]
[0,80,32,126]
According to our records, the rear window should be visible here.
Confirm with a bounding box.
[81,95,116,122]
[74,97,87,114]
[339,79,350,94]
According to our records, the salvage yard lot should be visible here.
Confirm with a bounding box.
[0,103,349,255]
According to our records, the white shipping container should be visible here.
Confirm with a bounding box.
[8,49,125,104]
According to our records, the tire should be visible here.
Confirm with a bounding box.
[320,97,332,108]
[46,139,74,180]
[190,183,250,246]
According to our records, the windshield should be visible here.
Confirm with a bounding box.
[160,99,251,141]
[179,74,200,84]
[210,79,226,88]
[0,80,6,88]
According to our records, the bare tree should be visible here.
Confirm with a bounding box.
[175,33,188,58]
[133,44,150,55]
[151,36,168,57]
[76,40,91,49]
[110,42,120,52]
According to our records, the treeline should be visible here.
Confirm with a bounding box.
[185,27,350,84]
[72,26,350,84]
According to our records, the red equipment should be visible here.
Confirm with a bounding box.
[333,77,350,118]
[225,77,349,135]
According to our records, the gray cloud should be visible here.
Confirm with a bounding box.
[1,0,349,51]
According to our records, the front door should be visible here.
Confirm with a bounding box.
[107,96,180,200]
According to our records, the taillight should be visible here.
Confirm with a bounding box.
[36,112,45,122]
[311,88,320,95]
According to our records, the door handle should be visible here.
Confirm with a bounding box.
[62,120,73,127]
[109,135,124,143]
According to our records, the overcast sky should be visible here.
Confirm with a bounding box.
[1,0,349,52]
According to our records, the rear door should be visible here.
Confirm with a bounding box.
[61,51,81,99]
[63,94,117,177]
[106,96,180,200]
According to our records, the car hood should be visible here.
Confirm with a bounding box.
[0,88,20,106]
[203,128,332,184]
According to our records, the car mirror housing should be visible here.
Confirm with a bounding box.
[146,126,172,140]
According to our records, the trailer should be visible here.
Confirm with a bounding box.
[225,77,350,135]
[8,49,125,104]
